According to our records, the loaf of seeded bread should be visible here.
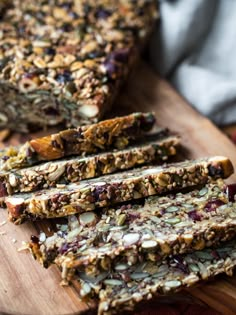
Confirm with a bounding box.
[0,0,158,132]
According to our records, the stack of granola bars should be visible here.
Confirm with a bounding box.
[2,112,236,314]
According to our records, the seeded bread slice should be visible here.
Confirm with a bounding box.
[0,112,155,171]
[95,240,236,315]
[0,135,180,196]
[29,180,236,283]
[6,156,233,224]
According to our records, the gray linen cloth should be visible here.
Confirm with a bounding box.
[149,0,236,125]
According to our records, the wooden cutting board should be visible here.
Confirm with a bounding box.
[1,62,236,315]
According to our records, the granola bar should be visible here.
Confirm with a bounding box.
[96,240,236,314]
[6,156,233,224]
[0,135,180,196]
[0,112,155,171]
[0,0,158,132]
[29,180,236,281]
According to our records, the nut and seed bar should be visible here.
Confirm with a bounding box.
[29,180,236,281]
[0,112,155,171]
[0,135,180,196]
[0,0,158,132]
[95,240,236,314]
[6,156,233,224]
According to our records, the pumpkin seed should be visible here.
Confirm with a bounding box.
[103,279,123,286]
[164,217,181,225]
[130,272,148,280]
[79,212,96,226]
[164,280,181,288]
[123,233,140,246]
[195,251,213,260]
[166,206,179,213]
[189,264,200,273]
[199,187,208,196]
[115,264,129,271]
[141,240,158,249]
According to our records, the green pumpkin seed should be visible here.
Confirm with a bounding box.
[164,280,181,288]
[150,216,161,224]
[103,279,123,286]
[195,251,213,260]
[130,272,149,280]
[115,264,129,271]
[166,206,179,213]
[164,217,181,225]
[199,187,208,196]
[189,264,200,273]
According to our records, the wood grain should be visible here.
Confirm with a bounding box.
[1,62,236,315]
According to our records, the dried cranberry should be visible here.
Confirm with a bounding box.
[211,250,219,260]
[173,255,189,273]
[51,194,60,203]
[30,235,39,244]
[0,182,8,197]
[58,243,69,254]
[22,72,37,79]
[110,48,130,63]
[61,23,73,32]
[44,47,56,55]
[226,183,236,202]
[127,212,141,222]
[208,165,223,177]
[92,185,107,201]
[1,156,9,161]
[56,71,72,84]
[120,204,132,211]
[188,210,202,221]
[107,185,117,199]
[103,60,118,79]
[96,8,112,19]
[204,199,225,212]
[66,165,74,175]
